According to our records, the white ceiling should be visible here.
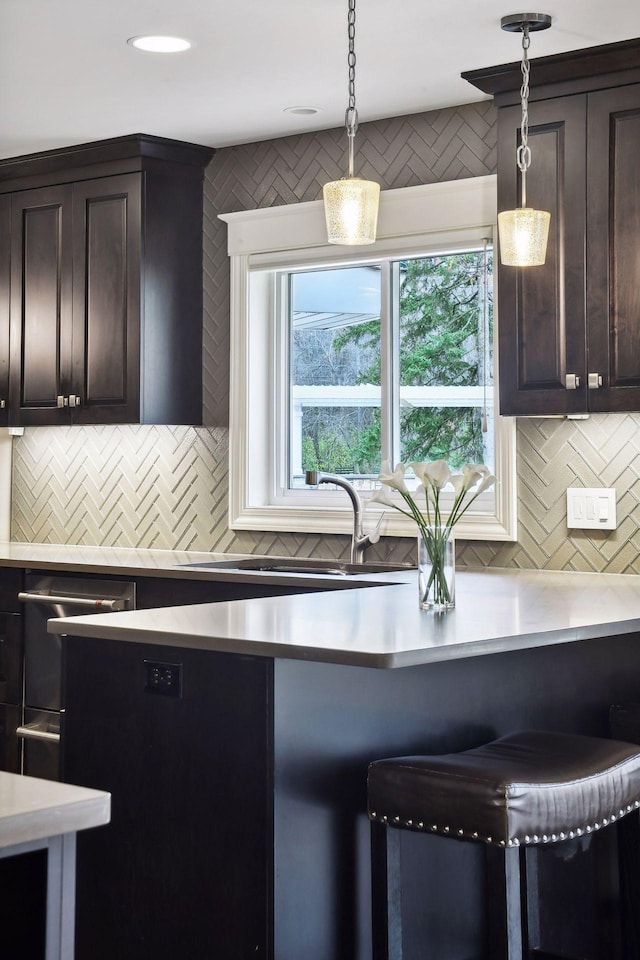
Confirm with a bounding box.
[2,0,639,161]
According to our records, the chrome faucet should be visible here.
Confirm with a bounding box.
[305,470,382,563]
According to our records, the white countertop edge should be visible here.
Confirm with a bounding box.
[48,608,640,669]
[382,622,640,668]
[0,773,110,849]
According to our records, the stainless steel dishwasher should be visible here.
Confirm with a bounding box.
[18,573,135,780]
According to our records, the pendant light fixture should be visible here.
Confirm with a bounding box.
[323,0,380,245]
[498,13,552,267]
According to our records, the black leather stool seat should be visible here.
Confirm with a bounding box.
[368,730,640,847]
[368,730,640,960]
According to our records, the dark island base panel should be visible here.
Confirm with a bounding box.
[61,631,640,960]
[273,634,639,960]
[62,638,273,960]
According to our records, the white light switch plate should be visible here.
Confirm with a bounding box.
[566,487,617,530]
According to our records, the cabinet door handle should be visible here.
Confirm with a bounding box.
[588,373,603,389]
[565,374,581,390]
[69,394,81,407]
[57,395,66,408]
[0,400,5,409]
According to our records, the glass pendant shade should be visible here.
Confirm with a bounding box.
[323,176,380,245]
[498,206,550,266]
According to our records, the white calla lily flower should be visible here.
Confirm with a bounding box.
[461,463,490,489]
[411,459,451,491]
[378,460,409,493]
[449,475,466,497]
[472,474,496,497]
[374,458,496,611]
[368,486,397,509]
[374,458,495,535]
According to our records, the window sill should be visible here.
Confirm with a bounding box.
[229,503,516,542]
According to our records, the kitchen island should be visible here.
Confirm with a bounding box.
[50,567,640,960]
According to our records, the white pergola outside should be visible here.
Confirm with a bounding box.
[291,384,494,480]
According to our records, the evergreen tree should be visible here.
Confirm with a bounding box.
[295,252,492,475]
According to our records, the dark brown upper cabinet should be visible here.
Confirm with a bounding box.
[0,135,213,426]
[464,39,640,417]
[0,195,10,424]
[9,184,74,425]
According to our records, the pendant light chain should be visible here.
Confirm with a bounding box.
[517,25,531,205]
[346,0,358,177]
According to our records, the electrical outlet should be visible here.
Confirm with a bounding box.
[143,660,183,697]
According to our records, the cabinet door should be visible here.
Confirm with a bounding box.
[0,703,21,773]
[497,96,588,416]
[9,185,73,425]
[0,612,22,705]
[587,85,640,413]
[0,196,10,423]
[71,174,142,424]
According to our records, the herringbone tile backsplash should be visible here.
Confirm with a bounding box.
[11,416,640,572]
[10,103,640,574]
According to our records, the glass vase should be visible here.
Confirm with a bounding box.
[418,528,455,612]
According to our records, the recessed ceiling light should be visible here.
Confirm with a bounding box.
[284,106,322,116]
[128,35,192,53]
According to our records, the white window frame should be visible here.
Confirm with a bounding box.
[220,175,517,541]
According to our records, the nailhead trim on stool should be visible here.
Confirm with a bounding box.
[369,798,640,846]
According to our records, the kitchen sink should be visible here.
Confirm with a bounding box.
[178,557,415,577]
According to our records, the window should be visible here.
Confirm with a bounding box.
[288,249,494,484]
[221,176,516,541]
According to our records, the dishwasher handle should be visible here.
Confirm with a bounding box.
[16,723,61,744]
[18,591,126,612]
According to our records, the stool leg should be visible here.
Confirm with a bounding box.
[617,810,640,960]
[371,821,402,960]
[523,847,542,953]
[486,845,529,960]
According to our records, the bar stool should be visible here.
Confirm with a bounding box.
[368,730,640,960]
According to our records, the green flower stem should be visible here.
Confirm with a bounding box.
[400,489,429,527]
[419,527,453,606]
[447,486,482,527]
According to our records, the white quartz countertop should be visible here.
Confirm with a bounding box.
[0,772,110,849]
[48,566,640,668]
[0,541,258,576]
[0,541,409,588]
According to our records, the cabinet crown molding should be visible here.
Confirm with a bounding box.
[0,134,214,193]
[463,36,640,102]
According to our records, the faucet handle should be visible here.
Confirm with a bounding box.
[367,512,384,545]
